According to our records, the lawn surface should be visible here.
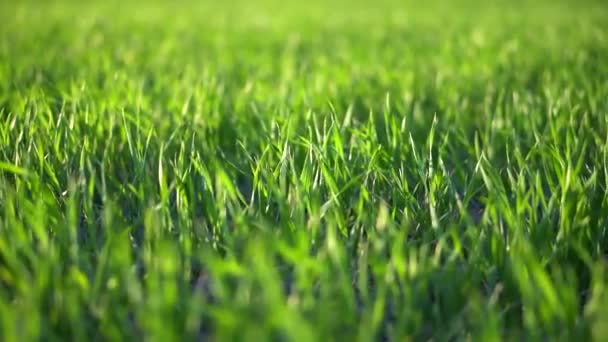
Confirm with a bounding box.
[1,0,608,340]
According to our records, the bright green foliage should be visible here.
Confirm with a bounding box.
[1,0,608,340]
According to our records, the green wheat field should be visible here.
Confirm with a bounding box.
[1,0,608,340]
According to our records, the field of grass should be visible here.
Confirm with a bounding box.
[1,0,608,340]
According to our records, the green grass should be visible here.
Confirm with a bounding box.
[1,0,608,340]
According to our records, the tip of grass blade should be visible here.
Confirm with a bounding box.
[0,161,30,177]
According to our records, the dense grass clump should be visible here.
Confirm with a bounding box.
[1,0,608,340]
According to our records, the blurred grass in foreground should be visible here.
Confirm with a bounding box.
[1,0,608,340]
